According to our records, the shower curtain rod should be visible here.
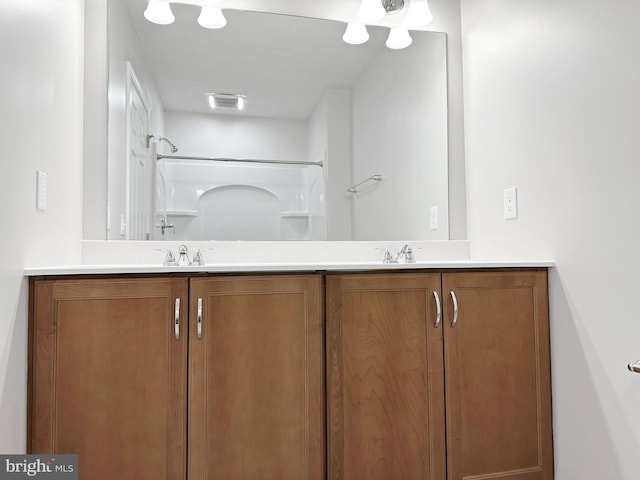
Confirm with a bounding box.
[157,154,323,167]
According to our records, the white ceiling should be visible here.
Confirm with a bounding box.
[124,0,391,119]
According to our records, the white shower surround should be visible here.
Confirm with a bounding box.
[157,158,324,241]
[160,110,328,241]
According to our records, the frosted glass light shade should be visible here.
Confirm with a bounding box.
[144,0,175,25]
[386,27,413,49]
[343,23,370,45]
[404,0,433,27]
[357,0,386,23]
[198,6,227,29]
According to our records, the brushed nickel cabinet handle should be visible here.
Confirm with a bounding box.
[174,298,180,340]
[433,291,441,328]
[629,361,640,373]
[197,297,203,339]
[450,291,459,328]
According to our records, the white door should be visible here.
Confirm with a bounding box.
[126,62,152,240]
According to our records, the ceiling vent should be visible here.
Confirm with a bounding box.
[207,93,246,110]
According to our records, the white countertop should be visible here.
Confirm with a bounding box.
[23,240,553,276]
[24,260,554,276]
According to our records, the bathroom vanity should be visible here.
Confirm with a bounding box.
[27,263,553,480]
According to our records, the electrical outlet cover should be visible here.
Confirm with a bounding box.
[504,186,518,220]
[120,213,127,237]
[36,170,47,212]
[430,206,438,230]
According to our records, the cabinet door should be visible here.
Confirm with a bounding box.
[326,273,446,480]
[188,275,323,480]
[442,271,553,480]
[30,278,188,480]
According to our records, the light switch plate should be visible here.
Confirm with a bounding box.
[120,213,127,237]
[430,206,438,230]
[504,186,518,220]
[36,170,47,212]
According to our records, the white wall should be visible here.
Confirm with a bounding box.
[424,0,466,241]
[0,0,85,450]
[165,111,308,161]
[107,0,165,240]
[307,91,331,240]
[308,89,352,240]
[351,32,448,240]
[460,0,640,478]
[83,0,108,239]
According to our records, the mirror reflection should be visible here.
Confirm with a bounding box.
[108,0,449,241]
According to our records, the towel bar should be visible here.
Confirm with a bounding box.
[347,174,382,194]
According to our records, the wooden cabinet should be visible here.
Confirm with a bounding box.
[29,274,323,480]
[29,278,188,480]
[188,276,323,480]
[30,269,552,480]
[442,272,553,480]
[327,270,553,480]
[326,273,446,480]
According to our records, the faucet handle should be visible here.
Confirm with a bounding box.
[376,248,395,264]
[192,249,204,266]
[155,248,176,266]
[192,248,214,266]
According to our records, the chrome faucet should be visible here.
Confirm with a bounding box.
[396,244,415,263]
[155,216,174,236]
[157,245,209,266]
[177,245,191,266]
[382,244,415,264]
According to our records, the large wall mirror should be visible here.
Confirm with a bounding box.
[107,0,449,241]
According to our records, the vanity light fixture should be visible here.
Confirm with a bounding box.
[144,1,226,29]
[197,5,227,29]
[144,0,175,25]
[208,93,246,111]
[357,0,406,22]
[386,27,413,49]
[345,0,433,50]
[357,0,388,23]
[404,0,433,27]
[343,23,370,45]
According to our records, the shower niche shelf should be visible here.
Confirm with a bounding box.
[280,211,310,218]
[158,210,198,217]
